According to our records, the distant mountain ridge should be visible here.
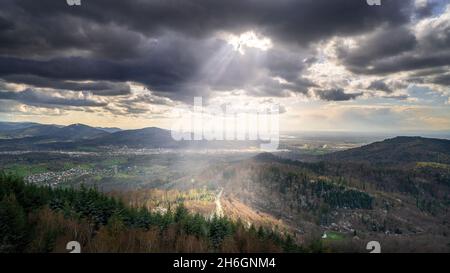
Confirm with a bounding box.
[1,124,61,138]
[0,121,265,150]
[0,121,125,138]
[0,122,185,150]
[82,127,261,149]
[1,122,450,157]
[95,127,122,133]
[324,136,450,164]
[0,122,41,132]
[1,123,106,140]
[83,127,180,148]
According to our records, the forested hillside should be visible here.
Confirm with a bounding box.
[324,137,450,164]
[186,150,450,252]
[0,173,303,253]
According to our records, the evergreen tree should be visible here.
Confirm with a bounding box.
[0,194,28,252]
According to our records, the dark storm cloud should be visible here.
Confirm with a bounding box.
[0,46,199,98]
[0,30,210,86]
[1,0,413,58]
[382,94,409,100]
[409,67,449,77]
[0,89,106,107]
[337,7,450,75]
[415,0,442,18]
[0,35,316,101]
[315,88,363,101]
[3,75,131,96]
[346,49,450,76]
[122,93,174,106]
[337,26,419,74]
[265,49,309,83]
[430,73,450,86]
[407,66,450,86]
[245,77,316,98]
[368,80,393,93]
[0,0,442,108]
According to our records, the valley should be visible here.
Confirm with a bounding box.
[1,122,449,252]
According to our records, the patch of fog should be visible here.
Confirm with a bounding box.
[107,148,288,156]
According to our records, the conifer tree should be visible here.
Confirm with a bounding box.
[0,194,28,252]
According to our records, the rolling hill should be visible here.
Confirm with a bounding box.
[0,123,107,140]
[82,127,181,148]
[0,122,40,132]
[0,121,267,150]
[323,136,450,164]
[184,145,450,252]
[0,124,181,150]
[0,123,110,150]
[4,124,63,138]
[95,127,122,133]
[50,124,108,140]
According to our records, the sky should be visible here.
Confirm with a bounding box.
[0,0,449,132]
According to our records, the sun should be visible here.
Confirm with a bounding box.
[224,31,273,54]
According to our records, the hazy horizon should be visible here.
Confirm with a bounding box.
[2,119,450,141]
